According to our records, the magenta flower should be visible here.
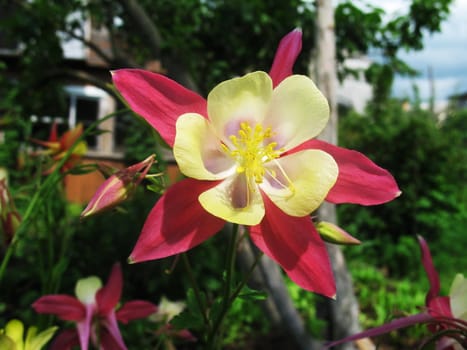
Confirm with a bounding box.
[326,236,467,349]
[111,29,400,298]
[32,263,157,350]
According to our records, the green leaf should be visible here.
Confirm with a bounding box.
[238,286,268,301]
[170,310,204,331]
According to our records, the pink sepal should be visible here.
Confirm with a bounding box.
[112,69,207,147]
[428,296,453,319]
[250,194,336,298]
[96,263,123,315]
[32,295,86,321]
[116,300,158,324]
[269,29,302,87]
[418,235,441,305]
[129,178,225,262]
[289,139,401,205]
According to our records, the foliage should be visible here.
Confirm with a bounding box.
[336,0,453,103]
[339,100,467,282]
[0,0,454,105]
[348,261,430,347]
[286,278,326,337]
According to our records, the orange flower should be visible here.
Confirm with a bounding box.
[31,122,87,174]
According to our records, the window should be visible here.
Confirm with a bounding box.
[65,85,119,158]
[31,85,121,159]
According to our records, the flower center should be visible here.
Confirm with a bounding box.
[224,122,280,184]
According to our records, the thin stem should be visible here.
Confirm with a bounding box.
[181,253,210,327]
[229,249,264,304]
[207,223,239,349]
[0,172,61,284]
[0,112,120,285]
[223,223,238,308]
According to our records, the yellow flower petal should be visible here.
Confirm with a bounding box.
[261,150,338,216]
[25,325,58,350]
[75,276,102,304]
[174,113,235,180]
[198,174,265,225]
[5,319,24,349]
[0,334,15,350]
[207,71,272,144]
[449,273,467,320]
[266,75,329,150]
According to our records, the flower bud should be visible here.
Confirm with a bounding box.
[316,221,361,245]
[81,155,156,218]
[0,179,21,246]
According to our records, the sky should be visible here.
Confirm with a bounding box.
[377,0,467,102]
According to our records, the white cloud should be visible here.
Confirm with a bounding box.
[393,76,467,100]
[392,0,467,100]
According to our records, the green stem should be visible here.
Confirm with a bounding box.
[229,249,263,304]
[209,237,264,350]
[0,112,120,285]
[223,224,238,307]
[206,223,239,349]
[0,172,61,284]
[181,253,210,327]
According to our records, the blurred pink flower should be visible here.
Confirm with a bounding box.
[32,263,157,350]
[326,236,467,349]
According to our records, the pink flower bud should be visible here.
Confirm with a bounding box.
[81,155,156,218]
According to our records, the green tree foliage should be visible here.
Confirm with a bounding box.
[336,0,452,103]
[0,0,454,98]
[338,101,467,283]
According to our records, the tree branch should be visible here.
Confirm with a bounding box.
[117,0,199,91]
[38,68,116,97]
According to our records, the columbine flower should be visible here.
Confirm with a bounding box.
[326,236,467,349]
[111,29,400,297]
[0,319,57,350]
[81,154,157,218]
[419,236,466,349]
[32,263,157,350]
[31,122,87,174]
[0,179,21,247]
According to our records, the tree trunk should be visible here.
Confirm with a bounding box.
[118,0,199,91]
[236,230,322,350]
[311,1,361,349]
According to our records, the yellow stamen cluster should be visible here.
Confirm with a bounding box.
[224,122,280,184]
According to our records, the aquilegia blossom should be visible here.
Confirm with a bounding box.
[326,236,467,349]
[31,122,87,174]
[112,29,400,297]
[32,263,157,350]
